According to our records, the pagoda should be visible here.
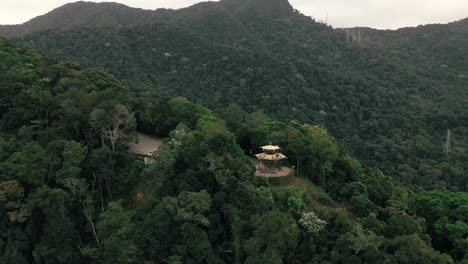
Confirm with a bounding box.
[255,143,287,174]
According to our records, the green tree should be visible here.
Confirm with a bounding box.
[244,210,299,263]
[27,187,81,263]
[1,142,47,188]
[96,200,137,263]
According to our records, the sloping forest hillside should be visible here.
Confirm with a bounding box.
[2,36,467,263]
[3,0,466,192]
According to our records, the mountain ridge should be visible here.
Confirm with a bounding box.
[2,0,467,36]
[0,0,296,38]
[6,0,468,39]
[0,1,159,37]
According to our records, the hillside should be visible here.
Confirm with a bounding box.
[2,35,466,264]
[1,0,467,192]
[352,18,468,73]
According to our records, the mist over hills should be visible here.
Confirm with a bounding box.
[1,0,467,191]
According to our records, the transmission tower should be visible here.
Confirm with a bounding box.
[443,129,452,158]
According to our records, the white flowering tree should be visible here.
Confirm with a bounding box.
[299,212,327,234]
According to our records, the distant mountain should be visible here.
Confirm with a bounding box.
[351,20,468,73]
[2,0,467,193]
[0,1,160,37]
[0,0,295,38]
[220,0,293,17]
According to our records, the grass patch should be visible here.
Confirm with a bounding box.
[266,172,296,186]
[270,178,312,196]
[270,178,337,208]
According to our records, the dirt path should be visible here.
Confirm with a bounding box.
[299,183,309,196]
[282,177,302,189]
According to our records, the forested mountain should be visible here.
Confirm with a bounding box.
[0,0,294,38]
[2,34,467,264]
[0,1,157,38]
[354,18,468,73]
[3,0,466,192]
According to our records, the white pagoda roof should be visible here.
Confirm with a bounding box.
[260,144,281,151]
[255,152,287,161]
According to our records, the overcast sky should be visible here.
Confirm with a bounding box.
[1,0,468,29]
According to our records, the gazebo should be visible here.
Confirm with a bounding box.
[255,143,288,175]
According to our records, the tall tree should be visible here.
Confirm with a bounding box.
[90,104,135,151]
